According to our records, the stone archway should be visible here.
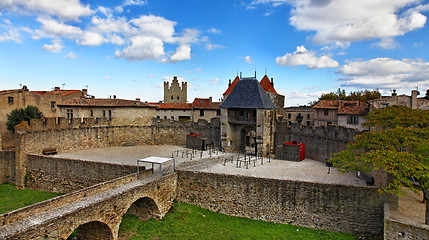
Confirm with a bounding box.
[124,197,162,221]
[66,221,113,240]
[239,127,256,154]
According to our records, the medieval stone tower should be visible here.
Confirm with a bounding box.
[164,76,187,103]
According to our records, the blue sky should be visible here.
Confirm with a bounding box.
[0,0,428,106]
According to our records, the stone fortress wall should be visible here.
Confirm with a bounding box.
[176,170,385,237]
[275,121,359,162]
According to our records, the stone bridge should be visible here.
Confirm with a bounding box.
[0,173,177,240]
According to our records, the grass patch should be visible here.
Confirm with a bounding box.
[119,202,359,240]
[0,182,60,214]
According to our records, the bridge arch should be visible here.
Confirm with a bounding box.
[123,196,162,221]
[66,221,113,240]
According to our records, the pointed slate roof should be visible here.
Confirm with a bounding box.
[259,75,277,94]
[220,77,277,109]
[223,76,240,96]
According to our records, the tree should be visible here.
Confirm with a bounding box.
[330,106,429,224]
[318,88,381,102]
[6,105,43,132]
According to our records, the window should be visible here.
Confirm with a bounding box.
[50,101,56,109]
[381,103,389,108]
[102,110,106,117]
[156,116,160,119]
[307,114,310,119]
[90,110,94,117]
[307,121,311,126]
[8,96,13,104]
[66,109,73,119]
[171,116,174,120]
[171,96,173,99]
[200,109,204,116]
[177,96,179,100]
[216,109,221,116]
[164,116,167,119]
[347,116,359,125]
[288,121,291,125]
[108,110,112,118]
[324,109,329,116]
[288,113,291,118]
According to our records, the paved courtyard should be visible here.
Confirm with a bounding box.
[54,145,367,187]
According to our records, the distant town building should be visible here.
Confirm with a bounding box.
[164,76,187,103]
[368,90,429,110]
[191,98,221,122]
[58,97,156,126]
[154,102,193,121]
[0,86,85,148]
[284,106,314,127]
[313,100,369,131]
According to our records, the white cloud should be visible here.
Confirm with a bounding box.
[278,89,327,106]
[130,15,177,43]
[65,52,77,59]
[0,28,21,42]
[208,28,221,34]
[208,78,219,85]
[0,0,93,20]
[169,44,191,62]
[77,31,104,46]
[371,37,399,49]
[115,36,164,61]
[337,57,429,91]
[35,18,83,39]
[206,43,226,50]
[104,76,111,80]
[115,0,147,12]
[288,0,428,44]
[41,40,63,52]
[276,45,338,69]
[242,55,254,64]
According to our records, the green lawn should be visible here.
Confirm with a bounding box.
[0,183,60,214]
[119,202,359,240]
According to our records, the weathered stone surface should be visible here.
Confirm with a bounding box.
[0,174,177,240]
[0,150,15,182]
[176,170,385,237]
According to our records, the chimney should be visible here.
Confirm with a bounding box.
[22,85,28,91]
[54,86,60,90]
[228,79,231,87]
[136,98,140,101]
[209,97,212,102]
[82,89,88,96]
[392,89,397,97]
[411,90,419,109]
[113,95,116,99]
[271,78,274,88]
[240,72,242,79]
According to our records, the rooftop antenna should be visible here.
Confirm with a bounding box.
[254,68,257,78]
[61,83,66,89]
[236,70,239,77]
[265,69,267,75]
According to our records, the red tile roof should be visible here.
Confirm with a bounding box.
[157,102,192,110]
[58,98,155,108]
[223,76,240,95]
[259,75,277,94]
[191,98,220,109]
[314,100,369,115]
[31,90,82,96]
[0,89,22,95]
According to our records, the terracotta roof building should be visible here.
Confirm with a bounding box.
[313,100,369,131]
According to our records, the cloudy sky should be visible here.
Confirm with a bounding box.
[0,0,428,106]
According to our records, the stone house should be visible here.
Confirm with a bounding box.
[57,97,156,126]
[368,90,429,110]
[220,76,277,155]
[337,102,369,131]
[0,86,85,148]
[154,102,193,121]
[313,100,369,131]
[191,98,221,123]
[284,106,314,127]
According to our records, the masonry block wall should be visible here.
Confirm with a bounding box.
[275,122,358,162]
[177,170,384,237]
[25,155,139,193]
[0,150,15,182]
